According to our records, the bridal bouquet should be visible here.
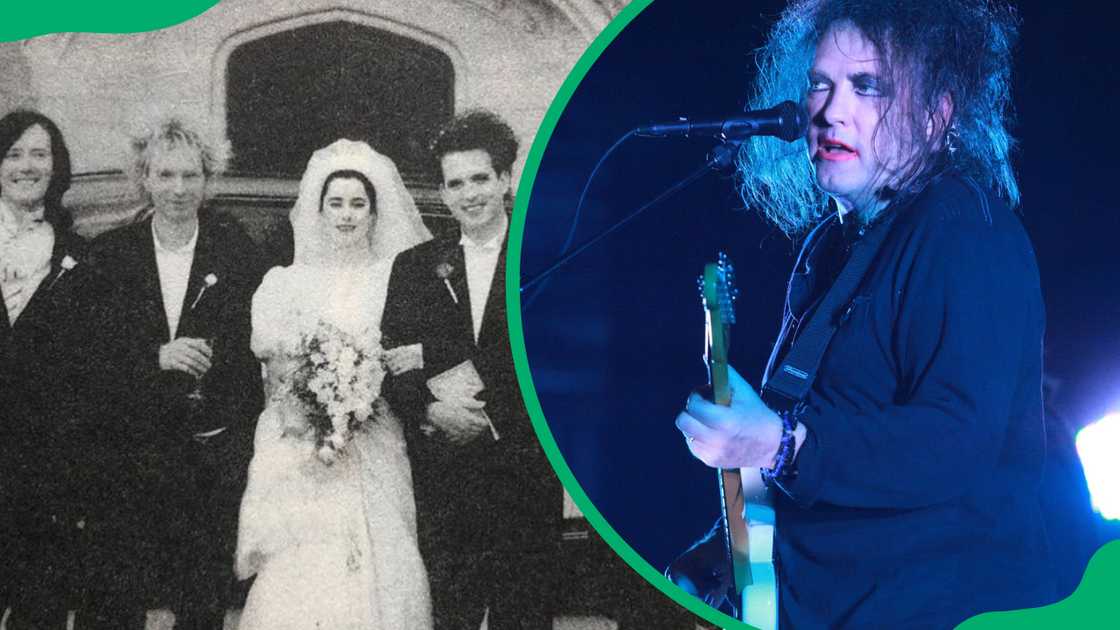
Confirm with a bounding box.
[291,320,386,464]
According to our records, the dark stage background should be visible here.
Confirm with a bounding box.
[518,0,1118,597]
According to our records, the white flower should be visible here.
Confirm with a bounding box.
[317,444,338,465]
[339,346,358,366]
[190,272,219,310]
[327,432,348,450]
[48,254,79,289]
[292,319,389,460]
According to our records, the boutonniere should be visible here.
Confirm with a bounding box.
[47,254,78,289]
[190,273,219,309]
[435,261,459,304]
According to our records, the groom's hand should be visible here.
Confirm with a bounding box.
[425,399,489,445]
[159,337,213,378]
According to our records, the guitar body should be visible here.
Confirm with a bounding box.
[700,254,777,629]
[740,471,776,630]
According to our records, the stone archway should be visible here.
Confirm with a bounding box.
[223,18,457,179]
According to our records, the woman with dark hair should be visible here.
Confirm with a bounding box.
[234,139,434,629]
[0,110,99,628]
[670,1,1052,627]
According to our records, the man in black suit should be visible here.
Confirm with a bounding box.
[84,119,264,630]
[382,110,559,629]
[0,110,105,629]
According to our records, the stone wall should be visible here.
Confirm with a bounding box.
[0,0,623,192]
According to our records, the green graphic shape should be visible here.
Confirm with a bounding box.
[503,1,1120,629]
[0,0,219,42]
[957,540,1119,629]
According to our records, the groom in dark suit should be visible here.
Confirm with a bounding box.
[383,110,560,629]
[85,119,264,630]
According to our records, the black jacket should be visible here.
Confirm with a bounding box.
[381,229,559,555]
[769,175,1052,628]
[88,209,264,534]
[0,227,103,595]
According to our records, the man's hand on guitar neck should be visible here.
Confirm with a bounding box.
[675,365,804,469]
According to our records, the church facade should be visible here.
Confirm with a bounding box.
[0,0,624,233]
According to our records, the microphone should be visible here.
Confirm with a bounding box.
[635,100,808,142]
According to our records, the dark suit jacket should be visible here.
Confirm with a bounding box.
[765,175,1052,627]
[382,227,559,556]
[0,227,102,595]
[89,209,264,545]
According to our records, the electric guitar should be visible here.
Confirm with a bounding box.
[699,253,776,629]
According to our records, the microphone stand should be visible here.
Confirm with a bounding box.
[519,139,742,295]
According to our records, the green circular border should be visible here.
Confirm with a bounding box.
[505,2,1120,629]
[505,0,747,626]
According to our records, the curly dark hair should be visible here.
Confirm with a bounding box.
[737,0,1020,234]
[429,109,519,177]
[0,109,74,232]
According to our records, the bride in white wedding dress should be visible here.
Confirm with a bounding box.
[235,139,433,629]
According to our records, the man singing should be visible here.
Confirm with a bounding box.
[669,1,1053,627]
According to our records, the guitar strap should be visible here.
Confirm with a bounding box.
[731,209,900,629]
[761,209,899,407]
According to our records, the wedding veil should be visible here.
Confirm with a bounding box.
[290,139,432,264]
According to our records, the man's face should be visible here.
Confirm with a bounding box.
[806,23,906,213]
[439,149,510,239]
[1,124,53,209]
[145,144,206,224]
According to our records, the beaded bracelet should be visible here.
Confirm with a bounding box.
[762,408,799,485]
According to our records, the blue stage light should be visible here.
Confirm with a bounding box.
[1076,413,1120,520]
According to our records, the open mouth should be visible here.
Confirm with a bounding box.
[336,225,357,232]
[821,138,856,153]
[817,138,858,161]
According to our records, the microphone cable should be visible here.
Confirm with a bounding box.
[520,128,636,312]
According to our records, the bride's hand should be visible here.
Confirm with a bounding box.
[383,344,423,375]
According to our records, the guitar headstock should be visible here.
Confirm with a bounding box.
[698,253,738,405]
[698,251,738,325]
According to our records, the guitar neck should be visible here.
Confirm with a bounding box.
[704,292,731,405]
[701,258,749,597]
[699,255,775,626]
[710,352,730,406]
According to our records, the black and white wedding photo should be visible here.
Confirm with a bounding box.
[0,1,709,628]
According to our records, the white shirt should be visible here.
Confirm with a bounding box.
[152,220,198,339]
[459,215,507,344]
[0,199,53,325]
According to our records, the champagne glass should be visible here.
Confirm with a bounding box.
[185,337,215,412]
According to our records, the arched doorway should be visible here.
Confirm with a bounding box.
[225,20,455,180]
